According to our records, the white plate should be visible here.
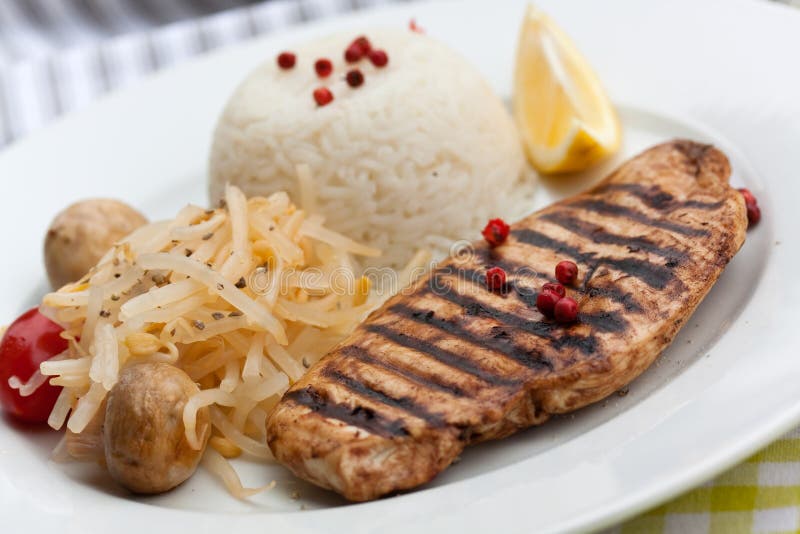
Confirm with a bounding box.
[1,0,799,532]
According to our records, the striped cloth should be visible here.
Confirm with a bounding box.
[613,427,800,533]
[2,2,800,533]
[0,0,397,146]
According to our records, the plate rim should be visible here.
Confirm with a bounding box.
[1,0,800,532]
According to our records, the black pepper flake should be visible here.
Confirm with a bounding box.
[170,328,176,336]
[114,273,121,278]
[216,283,224,291]
[192,320,206,330]
[228,310,243,317]
[110,294,120,301]
[202,233,214,240]
[235,277,246,289]
[185,249,193,257]
[211,312,225,320]
[99,310,111,318]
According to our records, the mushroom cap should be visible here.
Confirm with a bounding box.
[104,362,209,494]
[44,198,147,290]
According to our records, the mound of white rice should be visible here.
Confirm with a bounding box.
[209,28,535,267]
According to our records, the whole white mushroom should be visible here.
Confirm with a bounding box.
[104,363,210,494]
[44,199,147,289]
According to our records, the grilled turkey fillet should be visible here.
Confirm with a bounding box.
[266,140,748,501]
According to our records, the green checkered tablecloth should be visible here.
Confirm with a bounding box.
[609,428,800,533]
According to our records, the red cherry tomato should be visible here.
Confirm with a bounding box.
[0,308,66,423]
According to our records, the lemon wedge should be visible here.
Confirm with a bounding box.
[513,4,621,174]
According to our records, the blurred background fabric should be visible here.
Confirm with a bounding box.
[0,0,793,148]
[0,0,399,147]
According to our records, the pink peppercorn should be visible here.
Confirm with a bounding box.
[486,267,507,291]
[277,52,296,69]
[554,297,579,324]
[542,282,566,298]
[344,44,364,63]
[346,69,364,88]
[536,290,561,318]
[737,188,761,228]
[349,36,372,55]
[368,49,389,68]
[482,218,510,247]
[314,58,333,78]
[313,87,334,107]
[555,260,578,286]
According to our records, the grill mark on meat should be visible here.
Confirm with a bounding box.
[392,296,590,362]
[591,183,726,211]
[567,198,710,237]
[442,265,542,300]
[440,269,628,339]
[340,345,470,397]
[444,263,646,315]
[284,386,410,438]
[585,285,644,313]
[322,367,447,427]
[577,311,628,333]
[673,140,713,176]
[473,249,558,282]
[364,323,520,387]
[430,262,554,295]
[540,211,688,261]
[513,229,678,290]
[510,288,629,333]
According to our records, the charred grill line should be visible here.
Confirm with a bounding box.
[577,311,628,333]
[430,261,555,294]
[473,248,558,283]
[364,323,520,387]
[585,285,645,313]
[509,288,629,333]
[567,198,710,237]
[284,386,410,438]
[673,140,713,175]
[414,284,599,356]
[439,269,628,335]
[512,229,677,290]
[441,266,636,327]
[449,263,645,315]
[340,346,470,397]
[391,297,581,365]
[591,183,726,211]
[322,368,447,427]
[540,211,688,261]
[440,266,541,301]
